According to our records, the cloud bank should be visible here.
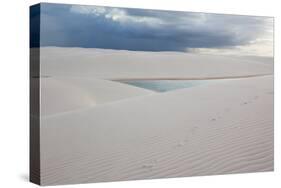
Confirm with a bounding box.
[38,3,273,56]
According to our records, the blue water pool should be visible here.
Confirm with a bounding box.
[119,80,206,92]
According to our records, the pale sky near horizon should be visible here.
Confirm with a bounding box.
[31,3,274,57]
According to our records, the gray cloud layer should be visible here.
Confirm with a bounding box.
[38,3,273,53]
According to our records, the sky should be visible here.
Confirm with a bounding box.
[31,3,274,57]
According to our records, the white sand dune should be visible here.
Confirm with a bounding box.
[40,47,273,80]
[40,75,273,185]
[37,47,273,185]
[40,77,154,116]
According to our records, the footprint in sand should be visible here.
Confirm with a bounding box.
[175,126,198,148]
[210,116,223,125]
[142,159,158,170]
[234,126,241,129]
[241,96,259,106]
[211,118,216,121]
[174,138,189,148]
[142,163,154,168]
[176,141,185,147]
[190,126,198,134]
[241,101,250,105]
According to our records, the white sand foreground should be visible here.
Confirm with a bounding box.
[40,75,273,185]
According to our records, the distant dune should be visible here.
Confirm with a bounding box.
[39,47,273,80]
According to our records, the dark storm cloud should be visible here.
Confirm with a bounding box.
[37,3,272,52]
